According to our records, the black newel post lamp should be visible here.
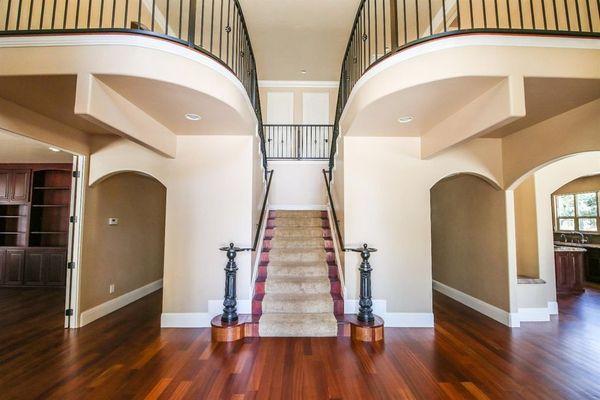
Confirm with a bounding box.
[219,243,248,324]
[349,243,377,323]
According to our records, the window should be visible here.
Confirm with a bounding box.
[554,191,599,232]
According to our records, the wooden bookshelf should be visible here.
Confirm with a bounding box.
[0,164,72,287]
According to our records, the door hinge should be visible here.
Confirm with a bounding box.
[72,171,81,178]
[70,216,78,223]
[67,262,76,270]
[65,309,74,316]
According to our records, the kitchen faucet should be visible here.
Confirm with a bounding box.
[560,233,568,243]
[575,232,588,244]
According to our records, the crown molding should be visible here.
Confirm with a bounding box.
[258,80,339,89]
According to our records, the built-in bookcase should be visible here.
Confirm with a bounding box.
[0,204,29,247]
[29,170,71,248]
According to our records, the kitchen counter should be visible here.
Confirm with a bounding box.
[554,245,587,253]
[554,241,600,250]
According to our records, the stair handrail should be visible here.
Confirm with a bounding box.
[218,169,273,323]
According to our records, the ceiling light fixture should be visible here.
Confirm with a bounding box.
[185,113,202,121]
[300,70,307,74]
[48,147,61,152]
[397,115,414,123]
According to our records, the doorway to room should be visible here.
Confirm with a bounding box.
[0,129,84,332]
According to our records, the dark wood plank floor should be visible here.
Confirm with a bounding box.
[1,287,600,400]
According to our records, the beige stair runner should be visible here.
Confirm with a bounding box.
[259,210,337,337]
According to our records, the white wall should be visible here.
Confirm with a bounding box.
[268,161,328,209]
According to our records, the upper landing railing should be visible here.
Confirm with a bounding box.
[0,0,268,174]
[328,0,600,174]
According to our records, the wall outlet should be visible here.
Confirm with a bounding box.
[108,217,119,225]
[109,284,115,294]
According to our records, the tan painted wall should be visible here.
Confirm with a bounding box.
[514,175,539,278]
[80,172,166,311]
[431,174,510,311]
[0,129,74,163]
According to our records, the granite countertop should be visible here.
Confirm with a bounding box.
[554,245,587,253]
[554,241,600,250]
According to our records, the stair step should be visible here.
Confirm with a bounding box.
[262,293,333,313]
[268,237,325,249]
[258,313,338,337]
[270,210,325,218]
[268,249,327,263]
[267,263,329,277]
[265,276,331,294]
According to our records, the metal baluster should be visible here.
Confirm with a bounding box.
[442,0,447,31]
[374,0,378,61]
[390,0,398,49]
[16,0,22,29]
[151,0,155,30]
[457,0,461,29]
[414,0,419,38]
[483,0,488,28]
[518,0,524,28]
[493,0,499,27]
[428,0,432,34]
[218,0,223,57]
[124,0,129,29]
[111,0,115,28]
[542,0,548,29]
[99,0,104,27]
[27,0,33,29]
[469,0,474,28]
[210,0,214,51]
[506,0,511,28]
[178,0,182,38]
[188,0,196,45]
[40,0,45,28]
[382,0,386,53]
[165,0,169,34]
[563,0,570,30]
[402,0,407,43]
[575,0,582,30]
[585,0,592,31]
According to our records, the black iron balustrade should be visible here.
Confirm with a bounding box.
[264,124,333,160]
[0,0,268,175]
[328,0,600,175]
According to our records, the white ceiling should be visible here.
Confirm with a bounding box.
[239,0,360,81]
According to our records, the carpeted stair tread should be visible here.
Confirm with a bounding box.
[265,276,331,294]
[268,264,329,277]
[258,313,338,337]
[268,249,326,263]
[262,293,333,313]
[272,217,324,227]
[269,237,325,248]
[272,227,325,238]
[272,210,323,218]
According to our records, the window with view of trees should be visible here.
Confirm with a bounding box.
[554,191,599,232]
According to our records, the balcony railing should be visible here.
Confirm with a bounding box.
[264,124,333,160]
[0,0,268,174]
[328,0,600,173]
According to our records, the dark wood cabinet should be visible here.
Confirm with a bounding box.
[554,250,585,294]
[0,164,71,287]
[0,169,31,204]
[0,170,10,202]
[4,249,25,285]
[585,248,600,284]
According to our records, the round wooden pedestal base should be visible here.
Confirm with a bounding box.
[211,315,258,342]
[348,315,384,342]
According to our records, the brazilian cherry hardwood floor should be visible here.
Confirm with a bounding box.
[1,287,600,399]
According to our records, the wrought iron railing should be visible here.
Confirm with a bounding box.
[328,0,600,173]
[264,124,333,160]
[0,0,268,174]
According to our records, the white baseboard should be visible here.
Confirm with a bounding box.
[433,280,519,327]
[344,299,434,327]
[269,204,327,211]
[518,307,550,322]
[548,301,559,315]
[161,313,212,328]
[80,279,163,327]
[384,312,435,327]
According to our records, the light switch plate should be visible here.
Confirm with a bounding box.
[108,217,119,225]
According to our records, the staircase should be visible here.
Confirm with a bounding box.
[253,210,343,336]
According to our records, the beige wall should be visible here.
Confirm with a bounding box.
[554,174,600,195]
[343,137,503,315]
[431,174,510,311]
[80,172,166,311]
[504,99,600,189]
[259,86,338,124]
[268,161,327,208]
[0,129,74,163]
[514,175,539,278]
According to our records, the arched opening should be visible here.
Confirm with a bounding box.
[509,151,600,321]
[430,173,511,320]
[79,171,167,326]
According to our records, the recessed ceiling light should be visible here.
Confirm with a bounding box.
[185,113,202,121]
[397,116,413,123]
[300,70,307,74]
[48,147,61,152]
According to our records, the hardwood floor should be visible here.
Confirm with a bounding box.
[1,288,600,400]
